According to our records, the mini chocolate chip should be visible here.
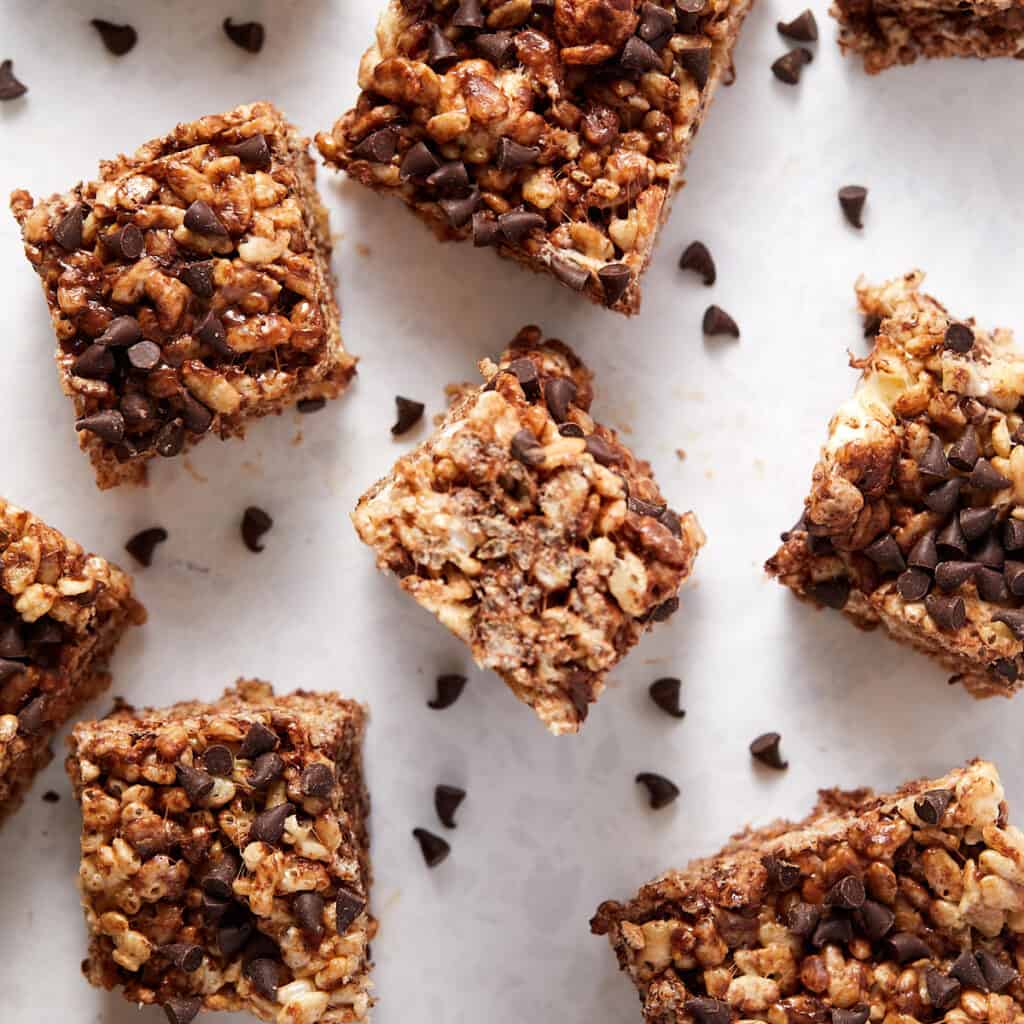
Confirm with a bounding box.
[181,261,214,297]
[925,967,961,1010]
[627,495,666,518]
[249,751,284,788]
[76,410,125,444]
[679,241,716,285]
[960,505,995,540]
[17,696,46,735]
[90,19,137,55]
[908,530,938,570]
[454,0,486,28]
[945,322,975,353]
[184,199,228,237]
[636,772,679,809]
[778,9,818,39]
[106,224,144,260]
[934,561,975,591]
[176,764,215,803]
[659,508,683,537]
[856,899,895,941]
[202,892,231,923]
[925,594,966,631]
[54,203,86,250]
[703,304,740,337]
[971,458,1011,491]
[598,263,632,306]
[296,397,326,415]
[763,855,800,891]
[679,45,711,88]
[42,790,60,803]
[1005,560,1024,596]
[249,803,294,846]
[127,339,162,371]
[918,435,950,481]
[621,35,662,72]
[155,418,185,458]
[550,254,590,291]
[181,392,215,434]
[684,997,732,1024]
[428,24,459,65]
[496,138,540,172]
[1005,519,1024,550]
[649,677,686,718]
[245,958,281,1000]
[196,311,233,359]
[584,434,622,466]
[749,732,787,770]
[807,578,850,609]
[832,1008,868,1024]
[435,784,466,828]
[788,902,821,937]
[400,141,441,180]
[511,428,545,467]
[948,426,980,470]
[962,396,987,423]
[202,745,234,777]
[864,535,905,575]
[352,127,398,163]
[100,315,143,347]
[241,506,273,553]
[202,853,240,900]
[977,949,1018,993]
[334,884,365,933]
[937,516,968,557]
[887,932,932,963]
[993,608,1024,639]
[813,914,852,947]
[472,211,501,246]
[499,209,545,245]
[218,918,253,956]
[827,874,865,910]
[392,396,425,436]
[475,30,515,66]
[161,943,204,972]
[924,478,962,517]
[163,996,202,1024]
[772,47,812,84]
[0,60,27,101]
[506,357,541,401]
[413,827,450,867]
[914,788,953,825]
[224,133,272,170]
[950,950,989,991]
[301,763,335,798]
[544,377,577,422]
[239,722,279,759]
[223,17,264,52]
[72,343,115,379]
[838,185,867,228]
[439,189,481,228]
[976,566,1009,602]
[559,422,584,437]
[638,1,676,48]
[125,527,168,567]
[294,892,325,941]
[428,673,467,709]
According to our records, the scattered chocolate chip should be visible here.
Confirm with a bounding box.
[914,788,953,825]
[196,311,233,358]
[598,263,632,306]
[400,142,441,182]
[241,506,273,553]
[427,24,459,65]
[925,593,966,631]
[638,1,676,48]
[54,203,86,251]
[472,211,500,247]
[249,752,284,789]
[439,189,481,228]
[496,138,540,172]
[155,418,185,458]
[100,315,143,347]
[679,45,711,88]
[856,899,895,941]
[827,874,866,910]
[584,434,622,466]
[352,127,398,163]
[838,185,867,229]
[621,35,662,73]
[453,0,486,27]
[90,19,137,55]
[202,745,234,777]
[812,914,852,947]
[124,527,168,567]
[886,932,932,964]
[925,967,962,1010]
[918,434,950,481]
[475,31,515,66]
[977,949,1019,992]
[181,393,214,434]
[559,422,584,437]
[1006,560,1024,596]
[788,902,821,937]
[679,241,716,285]
[948,426,980,470]
[976,566,1009,602]
[223,17,264,52]
[336,885,365,931]
[225,133,272,171]
[950,950,989,991]
[749,732,787,770]
[772,47,812,84]
[863,535,905,575]
[184,200,228,237]
[127,339,162,371]
[249,803,294,846]
[544,377,577,422]
[936,516,968,557]
[1005,519,1024,551]
[42,789,60,803]
[659,508,683,537]
[862,315,882,339]
[76,410,125,444]
[296,397,326,415]
[202,892,231,923]
[960,505,995,540]
[934,561,975,592]
[391,396,425,436]
[106,224,144,261]
[176,764,215,803]
[217,917,253,956]
[161,942,204,972]
[684,997,732,1024]
[245,957,281,1000]
[945,322,975,353]
[649,677,686,718]
[181,261,214,297]
[807,577,850,609]
[635,772,679,809]
[777,9,818,40]
[294,892,325,942]
[763,855,800,891]
[993,608,1024,639]
[703,304,739,338]
[568,675,592,722]
[429,673,467,709]
[499,209,545,245]
[908,530,939,571]
[511,428,545,467]
[435,784,466,828]
[17,696,46,735]
[0,59,27,101]
[832,1008,868,1024]
[163,996,202,1024]
[506,357,541,401]
[301,763,335,798]
[202,853,240,900]
[413,827,450,867]
[72,343,115,379]
[971,458,1011,491]
[239,722,278,759]
[627,495,666,519]
[550,254,590,291]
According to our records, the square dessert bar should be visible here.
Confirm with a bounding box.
[66,680,373,1024]
[593,759,1024,1024]
[317,0,754,315]
[768,272,1024,697]
[831,0,1024,72]
[352,327,704,734]
[0,496,143,825]
[11,101,355,490]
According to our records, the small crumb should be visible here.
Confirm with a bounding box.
[182,458,208,484]
[291,429,303,447]
[355,243,372,259]
[675,448,687,462]
[42,790,60,803]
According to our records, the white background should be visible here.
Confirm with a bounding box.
[1,2,1023,1021]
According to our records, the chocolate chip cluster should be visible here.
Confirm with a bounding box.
[11,102,354,489]
[317,0,753,313]
[66,681,373,1024]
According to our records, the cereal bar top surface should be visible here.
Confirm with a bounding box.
[67,679,372,1024]
[768,272,1024,696]
[353,327,704,734]
[317,0,753,314]
[593,760,1024,1024]
[11,100,354,489]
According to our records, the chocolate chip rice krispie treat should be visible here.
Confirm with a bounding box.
[831,0,1024,72]
[66,680,373,1024]
[11,101,355,490]
[593,760,1024,1024]
[352,327,704,734]
[316,0,755,315]
[768,272,1024,697]
[0,497,143,825]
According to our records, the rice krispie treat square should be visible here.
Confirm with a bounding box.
[768,272,1024,697]
[593,759,1023,1024]
[0,496,143,825]
[831,0,1024,72]
[352,326,704,734]
[11,101,355,490]
[66,680,373,1024]
[316,0,755,315]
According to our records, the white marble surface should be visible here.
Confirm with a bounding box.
[1,2,1023,1021]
